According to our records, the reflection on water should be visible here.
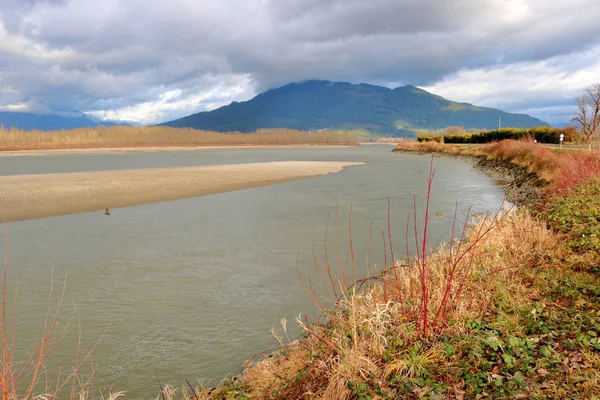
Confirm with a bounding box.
[0,145,505,399]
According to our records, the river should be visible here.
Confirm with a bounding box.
[0,145,505,398]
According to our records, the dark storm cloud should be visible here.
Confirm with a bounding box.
[0,0,67,31]
[0,0,599,123]
[266,0,490,38]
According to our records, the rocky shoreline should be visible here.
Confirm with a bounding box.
[474,157,547,207]
[392,148,548,206]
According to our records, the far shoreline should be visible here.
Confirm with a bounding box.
[0,143,360,157]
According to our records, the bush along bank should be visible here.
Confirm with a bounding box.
[448,126,578,144]
[161,140,600,400]
[417,126,579,145]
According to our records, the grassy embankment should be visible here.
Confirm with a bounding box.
[0,126,359,150]
[172,140,599,399]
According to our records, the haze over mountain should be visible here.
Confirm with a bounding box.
[0,111,119,131]
[160,81,547,135]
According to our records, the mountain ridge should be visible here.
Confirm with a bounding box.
[159,80,547,136]
[0,111,120,131]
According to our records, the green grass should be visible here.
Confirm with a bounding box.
[540,178,600,265]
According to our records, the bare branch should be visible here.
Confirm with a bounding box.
[573,84,600,143]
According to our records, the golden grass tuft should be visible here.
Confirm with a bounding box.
[393,141,486,157]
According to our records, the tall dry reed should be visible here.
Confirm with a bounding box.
[1,228,109,400]
[0,126,358,150]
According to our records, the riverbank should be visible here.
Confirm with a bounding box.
[0,161,363,222]
[392,142,548,207]
[182,140,600,399]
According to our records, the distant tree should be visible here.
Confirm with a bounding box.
[444,126,466,135]
[572,83,600,145]
[563,126,580,142]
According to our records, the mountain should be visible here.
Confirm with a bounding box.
[0,111,119,131]
[160,80,548,136]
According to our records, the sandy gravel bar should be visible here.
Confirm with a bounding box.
[0,161,363,222]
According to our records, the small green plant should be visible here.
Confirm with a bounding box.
[541,178,600,257]
[348,380,372,400]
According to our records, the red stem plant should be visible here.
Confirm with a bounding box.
[401,158,508,337]
[300,156,510,339]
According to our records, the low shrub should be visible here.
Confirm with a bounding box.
[417,134,443,143]
[442,133,471,143]
[442,126,579,144]
[474,127,555,144]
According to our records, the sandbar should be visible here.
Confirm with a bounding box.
[0,161,363,222]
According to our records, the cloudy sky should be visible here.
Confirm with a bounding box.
[1,0,599,125]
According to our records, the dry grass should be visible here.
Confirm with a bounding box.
[393,141,486,157]
[393,141,455,154]
[485,140,600,193]
[485,140,557,181]
[230,209,558,399]
[0,126,358,150]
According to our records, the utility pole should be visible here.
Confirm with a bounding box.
[498,116,501,130]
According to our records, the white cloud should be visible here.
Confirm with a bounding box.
[0,102,29,112]
[423,45,600,124]
[86,75,254,124]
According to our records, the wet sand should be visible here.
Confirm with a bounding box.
[0,161,363,222]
